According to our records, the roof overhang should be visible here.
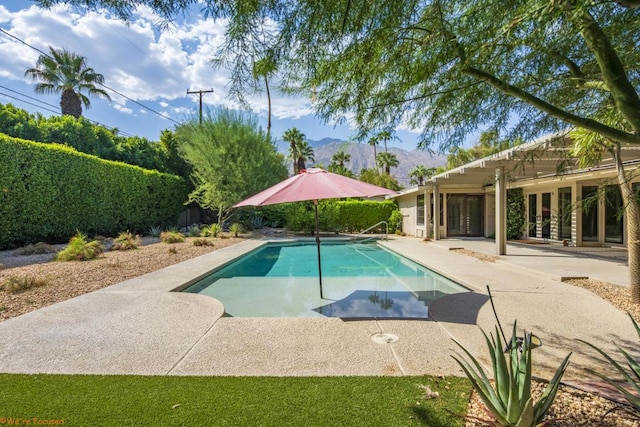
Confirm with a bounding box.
[410,131,640,190]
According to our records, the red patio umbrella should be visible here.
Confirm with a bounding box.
[233,168,397,298]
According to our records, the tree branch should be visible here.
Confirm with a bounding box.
[566,3,640,133]
[463,66,640,145]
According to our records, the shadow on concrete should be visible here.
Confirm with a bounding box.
[428,292,489,325]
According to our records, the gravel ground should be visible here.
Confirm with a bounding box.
[0,235,244,321]
[1,237,639,425]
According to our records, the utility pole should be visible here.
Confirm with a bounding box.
[186,88,214,124]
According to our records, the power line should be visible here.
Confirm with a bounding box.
[0,27,182,126]
[0,84,60,111]
[0,85,136,138]
[0,91,60,115]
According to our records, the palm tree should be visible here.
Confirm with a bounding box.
[282,127,305,174]
[328,150,353,176]
[295,140,315,172]
[252,55,277,139]
[376,130,397,153]
[367,136,379,172]
[331,150,351,169]
[376,152,399,175]
[408,165,437,186]
[25,46,111,118]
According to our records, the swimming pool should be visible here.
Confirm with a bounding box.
[183,241,468,319]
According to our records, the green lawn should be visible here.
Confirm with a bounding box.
[0,374,470,426]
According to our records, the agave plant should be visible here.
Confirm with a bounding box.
[452,323,571,426]
[229,223,244,237]
[202,223,222,238]
[148,225,162,237]
[577,313,640,415]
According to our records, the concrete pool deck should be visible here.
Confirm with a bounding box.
[0,236,636,380]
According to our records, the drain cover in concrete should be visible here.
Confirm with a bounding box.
[371,332,399,344]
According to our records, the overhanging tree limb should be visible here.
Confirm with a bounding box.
[566,3,640,133]
[463,66,640,145]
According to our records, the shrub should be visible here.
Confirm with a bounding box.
[507,188,525,240]
[0,134,188,250]
[452,322,571,426]
[13,242,57,256]
[111,231,141,251]
[577,313,640,416]
[193,238,214,247]
[202,223,222,238]
[186,224,201,237]
[148,226,162,237]
[161,231,185,244]
[285,200,398,234]
[2,275,49,294]
[388,210,403,233]
[229,223,244,237]
[55,232,103,262]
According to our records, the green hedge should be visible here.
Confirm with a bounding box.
[0,134,188,249]
[285,199,398,234]
[507,188,525,240]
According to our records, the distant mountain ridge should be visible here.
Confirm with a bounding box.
[275,138,447,187]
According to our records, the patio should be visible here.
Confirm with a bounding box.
[0,236,635,382]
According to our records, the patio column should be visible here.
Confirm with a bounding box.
[495,166,507,255]
[433,184,440,240]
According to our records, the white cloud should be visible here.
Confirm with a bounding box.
[0,2,418,144]
[113,104,133,114]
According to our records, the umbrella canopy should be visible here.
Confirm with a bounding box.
[233,168,395,207]
[233,168,397,299]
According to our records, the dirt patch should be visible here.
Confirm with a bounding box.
[450,248,500,263]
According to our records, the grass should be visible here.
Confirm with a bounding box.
[0,374,470,426]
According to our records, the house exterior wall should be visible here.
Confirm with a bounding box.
[396,192,419,237]
[390,163,638,248]
[512,167,639,247]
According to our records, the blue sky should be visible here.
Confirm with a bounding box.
[0,0,425,147]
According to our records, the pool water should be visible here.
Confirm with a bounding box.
[183,241,468,318]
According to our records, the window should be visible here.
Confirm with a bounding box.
[605,185,623,244]
[417,194,425,226]
[581,186,599,242]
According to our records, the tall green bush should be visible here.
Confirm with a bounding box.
[0,134,188,249]
[285,199,398,234]
[507,188,525,240]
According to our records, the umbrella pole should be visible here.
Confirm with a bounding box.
[314,199,323,299]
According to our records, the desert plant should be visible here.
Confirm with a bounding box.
[202,223,222,238]
[148,226,162,237]
[55,232,103,262]
[229,223,244,237]
[452,323,571,427]
[193,238,215,247]
[111,231,141,251]
[160,231,185,244]
[186,224,202,237]
[577,313,640,416]
[14,242,57,256]
[1,275,49,294]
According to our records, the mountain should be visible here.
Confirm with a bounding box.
[276,138,447,187]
